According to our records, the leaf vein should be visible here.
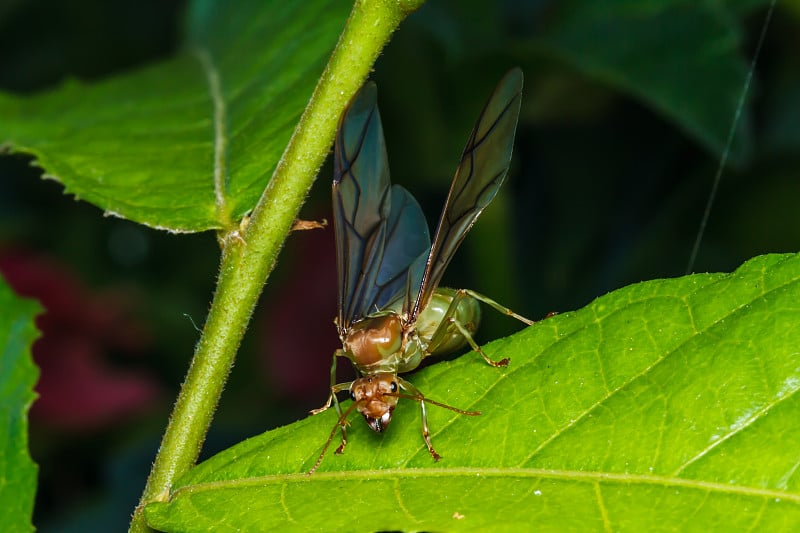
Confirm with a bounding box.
[193,47,231,227]
[393,477,420,524]
[777,452,800,490]
[594,482,612,533]
[673,376,800,476]
[280,482,297,524]
[522,272,800,466]
[745,498,769,533]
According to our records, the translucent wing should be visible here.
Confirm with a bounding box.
[375,186,430,313]
[333,82,431,330]
[408,68,524,319]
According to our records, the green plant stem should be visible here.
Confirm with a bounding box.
[130,0,424,531]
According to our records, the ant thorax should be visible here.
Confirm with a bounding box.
[341,312,428,375]
[341,312,403,367]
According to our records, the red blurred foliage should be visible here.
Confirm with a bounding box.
[258,227,341,403]
[0,248,161,431]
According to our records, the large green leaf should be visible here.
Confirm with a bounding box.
[535,0,761,166]
[0,0,349,232]
[0,279,41,533]
[145,253,800,531]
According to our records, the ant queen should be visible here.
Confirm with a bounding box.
[309,68,533,473]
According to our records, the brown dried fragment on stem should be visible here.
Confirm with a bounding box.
[291,218,328,232]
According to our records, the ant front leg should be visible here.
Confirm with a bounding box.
[393,377,482,462]
[310,350,350,416]
[330,380,355,456]
[389,378,481,465]
[309,351,352,453]
[397,378,441,461]
[310,351,340,415]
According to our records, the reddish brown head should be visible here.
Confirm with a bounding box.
[349,372,400,432]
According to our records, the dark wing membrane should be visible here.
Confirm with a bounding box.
[333,82,431,329]
[372,185,431,313]
[333,82,391,328]
[408,68,524,318]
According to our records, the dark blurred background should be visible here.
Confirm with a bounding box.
[1,0,797,530]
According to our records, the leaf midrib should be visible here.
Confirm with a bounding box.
[193,46,231,228]
[170,466,800,504]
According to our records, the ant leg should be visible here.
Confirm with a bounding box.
[428,289,510,367]
[310,351,347,415]
[462,289,535,326]
[449,316,509,367]
[310,381,351,415]
[309,352,352,455]
[310,380,352,457]
[386,378,481,465]
[391,378,481,462]
[398,378,441,461]
[419,399,441,462]
[331,382,354,456]
[308,400,361,475]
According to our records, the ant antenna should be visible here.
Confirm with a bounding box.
[387,391,482,416]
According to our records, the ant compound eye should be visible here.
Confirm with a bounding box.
[350,391,356,401]
[390,381,398,393]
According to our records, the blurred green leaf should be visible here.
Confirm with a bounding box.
[0,279,41,533]
[534,0,764,166]
[0,0,349,232]
[146,253,800,531]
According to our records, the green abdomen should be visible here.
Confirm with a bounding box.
[416,287,481,357]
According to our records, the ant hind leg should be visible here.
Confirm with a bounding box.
[449,316,509,367]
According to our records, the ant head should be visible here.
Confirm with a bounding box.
[350,373,399,433]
